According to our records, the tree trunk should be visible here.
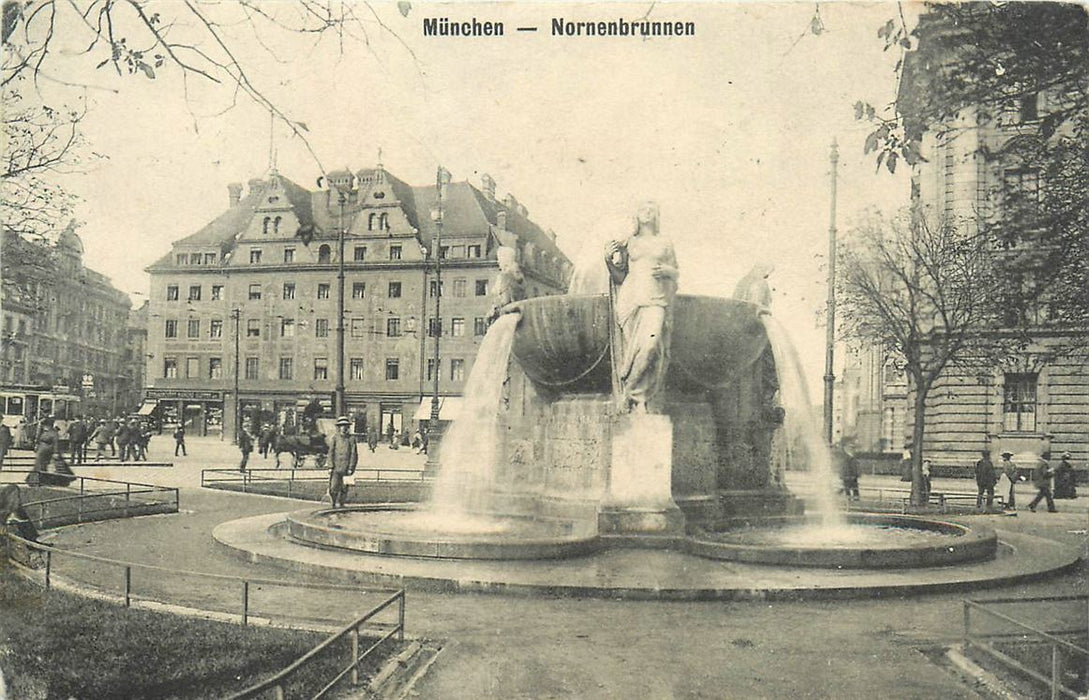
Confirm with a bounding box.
[910,384,929,507]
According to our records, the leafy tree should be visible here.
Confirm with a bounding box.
[838,210,1005,505]
[856,2,1089,329]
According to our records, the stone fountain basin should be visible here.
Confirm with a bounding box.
[685,513,999,569]
[286,506,601,561]
[511,294,769,393]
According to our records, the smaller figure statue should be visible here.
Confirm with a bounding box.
[488,245,526,322]
[732,263,774,313]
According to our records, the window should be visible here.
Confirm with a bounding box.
[175,253,188,266]
[204,252,217,265]
[350,358,365,380]
[186,357,200,378]
[428,318,442,337]
[246,319,260,337]
[283,283,296,300]
[165,319,178,338]
[245,357,259,380]
[430,280,444,298]
[166,285,179,301]
[1003,373,1038,432]
[353,246,367,262]
[387,317,401,337]
[475,279,488,296]
[249,249,262,264]
[262,217,271,235]
[188,285,201,301]
[388,282,401,298]
[368,213,377,231]
[283,248,295,263]
[313,357,328,380]
[450,358,465,382]
[211,285,223,301]
[1004,168,1040,218]
[187,319,200,338]
[209,357,223,379]
[317,283,331,299]
[280,319,295,338]
[426,358,440,382]
[248,284,262,300]
[274,216,282,235]
[389,245,402,261]
[453,279,467,297]
[1018,93,1038,123]
[439,246,449,259]
[209,319,223,338]
[164,357,178,378]
[474,317,488,336]
[352,282,366,299]
[279,357,294,380]
[451,318,465,337]
[379,213,389,230]
[385,358,399,381]
[318,245,331,264]
[351,318,366,338]
[467,245,482,259]
[451,245,465,259]
[315,318,330,338]
[191,254,203,266]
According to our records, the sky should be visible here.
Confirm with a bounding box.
[25,1,917,396]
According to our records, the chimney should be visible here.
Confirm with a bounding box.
[496,210,507,230]
[228,183,243,207]
[248,178,264,196]
[481,173,496,200]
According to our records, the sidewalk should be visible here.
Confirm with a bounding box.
[21,440,1089,699]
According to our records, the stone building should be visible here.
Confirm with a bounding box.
[892,8,1088,474]
[833,344,908,456]
[143,166,571,438]
[1,225,133,416]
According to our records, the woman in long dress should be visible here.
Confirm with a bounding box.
[605,202,680,413]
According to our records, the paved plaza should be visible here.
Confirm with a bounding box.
[17,435,1089,698]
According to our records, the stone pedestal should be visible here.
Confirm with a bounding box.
[597,414,685,536]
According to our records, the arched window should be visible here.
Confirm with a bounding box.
[318,244,332,264]
[262,217,271,235]
[274,216,282,235]
[368,213,377,231]
[379,213,389,231]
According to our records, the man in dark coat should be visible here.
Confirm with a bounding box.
[836,439,861,500]
[1053,452,1078,499]
[238,429,254,472]
[67,418,87,465]
[974,450,998,508]
[328,416,358,508]
[116,421,132,462]
[173,425,187,457]
[1027,453,1057,513]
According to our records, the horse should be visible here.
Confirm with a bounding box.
[272,431,329,469]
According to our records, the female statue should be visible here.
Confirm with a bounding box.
[605,202,679,413]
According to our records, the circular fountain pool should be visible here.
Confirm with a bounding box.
[686,513,998,569]
[286,506,601,560]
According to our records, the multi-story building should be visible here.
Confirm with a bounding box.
[833,344,907,456]
[143,166,571,439]
[890,7,1088,474]
[1,225,133,416]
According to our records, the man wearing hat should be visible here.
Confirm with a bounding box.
[1000,452,1019,509]
[974,450,997,508]
[328,416,358,508]
[1027,452,1057,513]
[1054,451,1078,499]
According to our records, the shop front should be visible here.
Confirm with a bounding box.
[145,388,224,437]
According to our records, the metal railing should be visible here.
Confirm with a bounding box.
[201,467,427,496]
[230,589,406,700]
[2,475,180,527]
[964,595,1089,700]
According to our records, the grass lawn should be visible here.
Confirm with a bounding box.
[0,557,396,699]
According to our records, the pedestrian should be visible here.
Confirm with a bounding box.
[1053,451,1078,500]
[259,424,274,459]
[420,429,429,456]
[999,452,1019,509]
[33,418,58,473]
[0,423,11,470]
[411,429,423,454]
[238,429,254,472]
[327,416,358,508]
[836,438,861,500]
[921,459,933,504]
[1027,452,1057,513]
[367,427,378,453]
[103,418,118,457]
[173,425,187,457]
[974,450,997,508]
[116,421,131,463]
[90,420,109,461]
[67,418,87,465]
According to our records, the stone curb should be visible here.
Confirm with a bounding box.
[367,640,443,699]
[944,644,1021,700]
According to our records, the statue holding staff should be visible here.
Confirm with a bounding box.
[605,202,679,413]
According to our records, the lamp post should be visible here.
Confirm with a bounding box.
[823,140,839,446]
[429,166,451,431]
[231,307,241,444]
[335,187,348,417]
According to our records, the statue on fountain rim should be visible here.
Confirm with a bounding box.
[605,201,680,414]
[488,245,526,322]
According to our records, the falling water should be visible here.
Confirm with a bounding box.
[760,316,845,528]
[429,313,520,518]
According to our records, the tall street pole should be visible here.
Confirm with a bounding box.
[430,166,450,429]
[231,307,241,444]
[335,188,347,417]
[823,140,839,446]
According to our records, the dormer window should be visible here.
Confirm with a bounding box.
[268,195,280,204]
[373,191,385,199]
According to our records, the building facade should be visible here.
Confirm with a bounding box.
[143,167,571,439]
[1,225,134,417]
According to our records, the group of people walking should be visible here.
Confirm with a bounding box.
[975,449,1078,512]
